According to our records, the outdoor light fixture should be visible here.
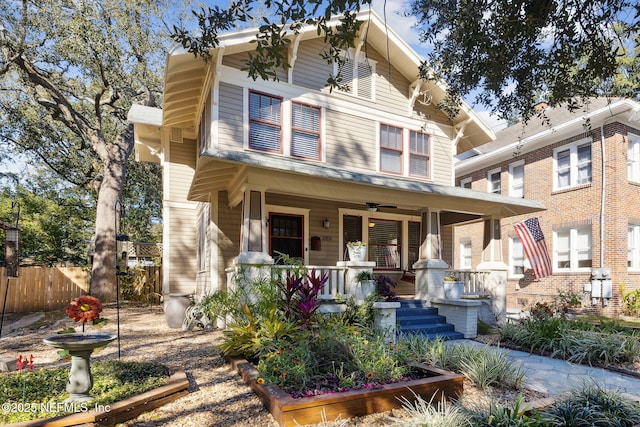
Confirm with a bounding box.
[323,218,330,229]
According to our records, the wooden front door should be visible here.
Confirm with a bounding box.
[269,213,304,261]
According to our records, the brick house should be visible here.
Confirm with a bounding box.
[454,98,640,316]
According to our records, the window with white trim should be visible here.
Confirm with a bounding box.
[554,226,592,271]
[460,241,472,269]
[553,140,592,190]
[509,161,524,197]
[487,168,501,194]
[409,130,430,178]
[380,124,403,174]
[335,51,376,100]
[291,102,320,160]
[509,236,525,277]
[628,224,640,269]
[628,133,640,182]
[249,91,282,153]
[460,177,472,189]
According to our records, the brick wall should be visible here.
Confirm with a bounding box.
[455,122,640,316]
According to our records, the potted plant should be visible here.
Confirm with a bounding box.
[346,241,367,261]
[443,274,463,299]
[355,270,376,303]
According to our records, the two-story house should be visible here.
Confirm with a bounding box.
[128,10,543,321]
[455,98,640,316]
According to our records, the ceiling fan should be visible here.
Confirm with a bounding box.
[366,202,397,212]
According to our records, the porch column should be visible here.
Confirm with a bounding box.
[234,185,273,265]
[414,208,448,302]
[477,216,508,324]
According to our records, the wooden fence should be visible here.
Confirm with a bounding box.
[1,266,163,313]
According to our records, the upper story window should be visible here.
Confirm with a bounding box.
[460,177,472,189]
[554,226,592,271]
[291,102,321,160]
[409,131,430,178]
[509,161,524,197]
[509,236,525,277]
[487,168,501,194]
[249,91,282,153]
[335,51,376,100]
[380,124,403,174]
[248,90,322,160]
[628,133,640,183]
[553,139,592,191]
[629,224,640,270]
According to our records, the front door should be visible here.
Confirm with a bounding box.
[269,213,304,261]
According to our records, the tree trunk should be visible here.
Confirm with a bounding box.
[90,127,134,301]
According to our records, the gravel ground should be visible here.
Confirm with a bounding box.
[0,305,545,427]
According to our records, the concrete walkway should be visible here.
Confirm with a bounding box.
[450,340,640,401]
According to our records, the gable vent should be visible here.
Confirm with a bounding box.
[170,127,183,143]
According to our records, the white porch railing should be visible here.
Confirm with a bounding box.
[446,269,492,295]
[272,265,347,300]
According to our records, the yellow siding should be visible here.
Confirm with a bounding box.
[218,83,244,151]
[325,109,377,172]
[292,38,334,91]
[216,191,242,290]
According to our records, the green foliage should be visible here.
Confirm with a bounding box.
[465,394,545,427]
[0,360,169,423]
[388,390,471,427]
[542,383,640,426]
[622,286,640,317]
[118,265,160,303]
[446,344,525,390]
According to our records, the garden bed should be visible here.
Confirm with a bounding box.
[227,356,464,427]
[6,371,189,427]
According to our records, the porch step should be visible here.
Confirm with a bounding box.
[396,300,464,341]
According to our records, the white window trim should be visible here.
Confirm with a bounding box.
[508,236,524,279]
[553,227,592,272]
[552,137,592,191]
[628,133,640,183]
[487,167,501,194]
[460,177,472,189]
[629,224,640,271]
[243,89,326,161]
[459,240,472,270]
[508,160,524,197]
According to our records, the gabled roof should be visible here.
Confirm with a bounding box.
[160,9,494,151]
[456,98,640,175]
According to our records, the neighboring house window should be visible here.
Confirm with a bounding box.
[628,133,640,182]
[380,124,403,174]
[460,241,472,269]
[509,161,524,197]
[553,139,592,190]
[629,224,640,269]
[368,218,402,269]
[409,130,430,178]
[335,51,375,100]
[291,102,320,160]
[554,226,592,271]
[249,91,282,153]
[487,168,501,194]
[509,236,525,277]
[460,177,472,189]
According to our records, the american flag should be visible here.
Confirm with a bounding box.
[514,217,552,279]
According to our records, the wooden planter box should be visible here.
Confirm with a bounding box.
[228,357,464,427]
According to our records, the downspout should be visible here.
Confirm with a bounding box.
[599,120,609,268]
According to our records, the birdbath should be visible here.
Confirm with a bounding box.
[43,333,117,402]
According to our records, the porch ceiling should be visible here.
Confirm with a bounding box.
[188,149,545,219]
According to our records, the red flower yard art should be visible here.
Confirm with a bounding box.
[65,295,103,326]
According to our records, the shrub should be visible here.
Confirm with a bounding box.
[388,390,470,427]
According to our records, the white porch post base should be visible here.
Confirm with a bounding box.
[476,261,508,325]
[373,301,401,342]
[431,298,481,338]
[413,259,448,303]
[338,261,376,302]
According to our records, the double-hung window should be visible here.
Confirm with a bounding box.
[409,131,430,178]
[554,139,592,190]
[509,161,524,197]
[629,224,640,269]
[291,102,320,160]
[628,133,640,182]
[249,91,282,153]
[380,124,403,174]
[488,168,501,194]
[554,226,592,271]
[509,236,525,277]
